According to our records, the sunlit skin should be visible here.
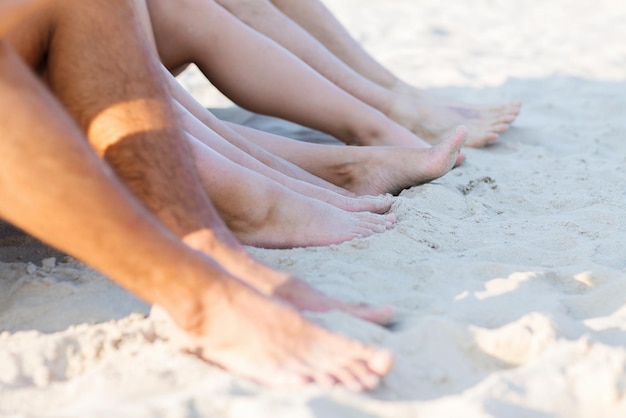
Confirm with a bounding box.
[1,0,393,390]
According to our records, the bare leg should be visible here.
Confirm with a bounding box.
[7,0,395,325]
[171,67,458,196]
[181,105,394,215]
[166,69,356,197]
[186,130,395,247]
[0,40,392,390]
[182,104,393,216]
[272,0,402,90]
[147,0,433,148]
[230,123,467,195]
[169,75,395,213]
[266,0,522,146]
[160,27,459,197]
[0,0,54,34]
[155,0,517,147]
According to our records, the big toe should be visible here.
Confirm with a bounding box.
[368,349,394,375]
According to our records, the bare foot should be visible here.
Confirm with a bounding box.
[317,126,467,195]
[189,132,394,215]
[184,229,395,326]
[345,194,395,214]
[155,276,393,390]
[389,84,521,147]
[300,185,394,214]
[272,277,395,324]
[233,198,396,248]
[215,177,396,248]
[350,115,465,167]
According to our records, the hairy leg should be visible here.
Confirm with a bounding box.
[0,40,203,306]
[147,0,432,148]
[8,0,395,324]
[0,40,392,390]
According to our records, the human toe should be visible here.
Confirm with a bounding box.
[328,365,366,392]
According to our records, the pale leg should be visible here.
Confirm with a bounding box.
[179,102,394,214]
[147,0,432,147]
[221,0,521,146]
[230,123,468,195]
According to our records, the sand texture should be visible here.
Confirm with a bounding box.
[1,0,626,417]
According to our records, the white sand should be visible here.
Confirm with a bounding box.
[2,0,626,416]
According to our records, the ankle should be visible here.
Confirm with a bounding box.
[323,158,361,191]
[345,111,391,146]
[151,257,226,335]
[183,227,241,253]
[389,79,418,96]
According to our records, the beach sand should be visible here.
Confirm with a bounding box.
[1,0,626,416]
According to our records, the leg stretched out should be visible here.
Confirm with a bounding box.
[152,0,519,147]
[2,0,394,389]
[169,76,394,209]
[229,123,467,195]
[147,0,435,148]
[146,6,465,195]
[254,0,522,146]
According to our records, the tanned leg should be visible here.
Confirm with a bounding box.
[0,40,393,390]
[7,0,395,324]
[151,0,517,147]
[0,0,53,33]
[163,45,460,196]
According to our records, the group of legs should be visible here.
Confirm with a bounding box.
[1,0,401,390]
[0,0,519,390]
[144,0,520,193]
[137,0,520,247]
[152,0,519,148]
